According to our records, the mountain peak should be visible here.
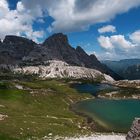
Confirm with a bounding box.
[90,54,98,61]
[51,33,68,39]
[43,33,68,46]
[76,46,86,53]
[3,35,36,45]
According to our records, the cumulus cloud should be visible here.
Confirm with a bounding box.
[98,35,136,50]
[129,30,140,44]
[7,0,140,33]
[0,0,140,42]
[0,0,9,19]
[98,36,114,50]
[47,0,140,32]
[98,25,116,34]
[0,0,45,41]
[97,33,140,60]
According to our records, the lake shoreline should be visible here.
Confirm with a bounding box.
[70,101,127,133]
[69,104,126,140]
[64,133,126,140]
[70,97,140,135]
[70,82,140,135]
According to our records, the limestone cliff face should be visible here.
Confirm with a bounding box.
[0,33,121,80]
[13,60,114,82]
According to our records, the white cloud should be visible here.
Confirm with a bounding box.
[98,35,136,50]
[17,1,25,12]
[0,0,9,18]
[98,36,114,50]
[46,0,140,32]
[25,30,45,43]
[97,34,139,60]
[98,25,116,33]
[16,0,140,32]
[0,0,45,42]
[129,30,140,44]
[96,51,121,60]
[111,35,136,49]
[0,0,140,42]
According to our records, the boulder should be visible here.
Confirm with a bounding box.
[126,118,140,140]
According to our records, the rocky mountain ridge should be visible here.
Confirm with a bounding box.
[0,33,121,80]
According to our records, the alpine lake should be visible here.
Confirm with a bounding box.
[71,83,140,133]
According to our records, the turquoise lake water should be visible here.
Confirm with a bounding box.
[75,99,140,132]
[72,83,118,96]
[72,83,140,132]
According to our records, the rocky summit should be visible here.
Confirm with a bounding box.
[0,35,36,65]
[0,33,121,80]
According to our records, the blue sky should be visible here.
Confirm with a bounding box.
[1,0,140,60]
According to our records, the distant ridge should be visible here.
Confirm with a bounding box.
[102,59,140,80]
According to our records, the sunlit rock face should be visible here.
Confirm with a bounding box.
[13,60,114,82]
[115,80,140,89]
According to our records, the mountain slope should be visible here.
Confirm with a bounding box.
[13,60,114,82]
[0,35,36,65]
[0,33,121,80]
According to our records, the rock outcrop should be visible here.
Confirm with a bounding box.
[0,114,8,121]
[126,118,140,140]
[114,80,140,89]
[13,60,114,82]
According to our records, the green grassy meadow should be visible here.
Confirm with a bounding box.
[0,79,92,140]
